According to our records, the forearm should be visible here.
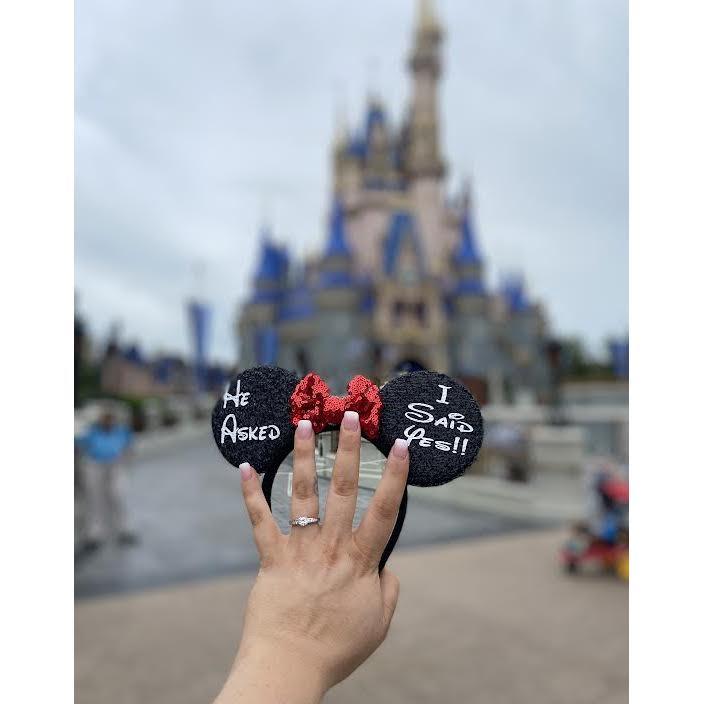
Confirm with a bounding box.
[215,644,327,704]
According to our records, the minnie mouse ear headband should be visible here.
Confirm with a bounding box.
[212,366,484,569]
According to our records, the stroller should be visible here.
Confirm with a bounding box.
[561,473,629,581]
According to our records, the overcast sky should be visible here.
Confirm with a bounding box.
[75,0,628,363]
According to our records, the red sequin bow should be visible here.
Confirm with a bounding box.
[290,372,383,439]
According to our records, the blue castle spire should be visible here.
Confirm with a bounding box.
[319,199,355,288]
[365,100,386,143]
[345,99,386,162]
[383,211,423,275]
[254,227,288,281]
[455,208,482,265]
[279,269,315,322]
[252,226,288,303]
[346,132,367,159]
[453,204,485,296]
[324,199,352,258]
[501,274,529,313]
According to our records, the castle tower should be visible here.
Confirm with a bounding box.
[310,199,368,392]
[449,200,497,401]
[332,106,361,200]
[406,0,449,275]
[374,210,449,375]
[500,274,550,401]
[362,97,397,189]
[407,0,445,180]
[237,227,288,368]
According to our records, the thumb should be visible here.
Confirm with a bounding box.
[380,568,400,633]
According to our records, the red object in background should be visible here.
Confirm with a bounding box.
[602,478,629,503]
[562,540,626,570]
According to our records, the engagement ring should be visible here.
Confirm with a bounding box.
[289,516,320,527]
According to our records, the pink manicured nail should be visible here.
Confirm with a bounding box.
[296,419,313,439]
[392,439,408,459]
[342,410,359,431]
[239,463,254,480]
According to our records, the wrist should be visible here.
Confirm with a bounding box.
[217,639,328,704]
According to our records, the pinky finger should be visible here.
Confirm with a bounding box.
[239,463,282,565]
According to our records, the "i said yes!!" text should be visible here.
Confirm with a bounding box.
[402,384,474,455]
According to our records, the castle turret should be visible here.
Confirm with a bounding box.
[373,210,449,374]
[449,203,497,399]
[406,0,449,275]
[454,205,485,294]
[500,274,550,401]
[362,97,397,189]
[237,227,288,367]
[251,229,289,303]
[332,106,358,200]
[277,264,316,375]
[310,199,368,391]
[407,0,445,180]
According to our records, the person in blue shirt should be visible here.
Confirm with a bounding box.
[78,410,137,551]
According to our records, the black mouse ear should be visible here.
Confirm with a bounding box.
[211,366,300,475]
[376,371,484,487]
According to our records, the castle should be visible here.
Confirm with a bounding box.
[237,0,550,404]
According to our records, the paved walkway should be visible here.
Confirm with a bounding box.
[75,529,628,704]
[75,437,538,598]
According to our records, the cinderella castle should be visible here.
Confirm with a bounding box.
[237,0,550,404]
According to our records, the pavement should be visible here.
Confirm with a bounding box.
[75,529,628,704]
[75,433,626,703]
[75,435,539,598]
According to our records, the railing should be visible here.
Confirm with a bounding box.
[481,403,629,460]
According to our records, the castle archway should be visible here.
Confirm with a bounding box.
[392,358,428,373]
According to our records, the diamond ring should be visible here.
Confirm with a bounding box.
[289,516,320,527]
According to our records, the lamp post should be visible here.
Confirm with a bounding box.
[545,339,566,425]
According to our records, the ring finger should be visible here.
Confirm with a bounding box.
[289,420,320,542]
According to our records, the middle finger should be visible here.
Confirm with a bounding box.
[322,410,361,544]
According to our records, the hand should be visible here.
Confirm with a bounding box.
[215,410,409,704]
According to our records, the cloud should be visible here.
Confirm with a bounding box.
[75,0,628,362]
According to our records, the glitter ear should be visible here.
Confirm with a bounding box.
[212,366,300,475]
[371,371,484,487]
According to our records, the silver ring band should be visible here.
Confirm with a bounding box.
[289,516,320,527]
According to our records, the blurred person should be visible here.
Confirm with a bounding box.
[563,458,628,578]
[485,422,529,482]
[214,411,407,704]
[594,469,629,545]
[74,311,86,407]
[77,409,137,551]
[583,457,628,543]
[74,412,88,557]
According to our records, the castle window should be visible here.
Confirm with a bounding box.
[400,265,419,285]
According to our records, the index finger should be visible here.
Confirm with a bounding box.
[353,439,409,570]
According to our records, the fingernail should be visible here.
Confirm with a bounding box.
[392,439,408,459]
[296,419,313,439]
[342,410,359,431]
[239,462,253,480]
